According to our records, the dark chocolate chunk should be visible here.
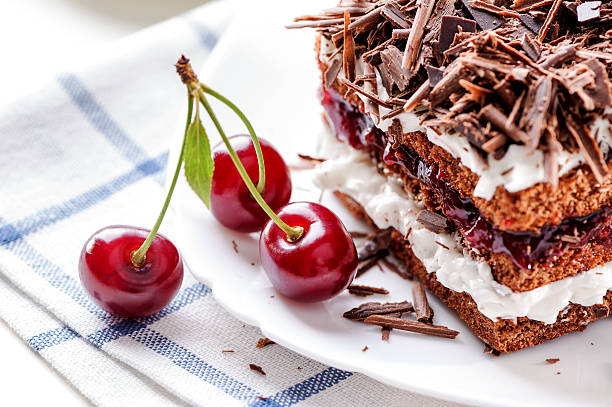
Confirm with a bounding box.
[460,0,503,30]
[425,67,443,90]
[577,1,601,21]
[438,16,477,53]
[519,13,544,34]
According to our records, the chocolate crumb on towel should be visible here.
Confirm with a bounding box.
[256,338,275,348]
[249,364,266,376]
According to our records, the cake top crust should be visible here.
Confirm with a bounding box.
[289,0,612,186]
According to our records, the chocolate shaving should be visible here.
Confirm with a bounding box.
[520,75,554,153]
[324,58,342,89]
[381,2,411,28]
[286,18,349,29]
[249,364,266,376]
[416,209,449,233]
[521,33,542,60]
[343,301,414,321]
[562,110,609,183]
[402,0,436,69]
[343,11,356,83]
[430,62,468,106]
[338,77,395,108]
[469,0,521,18]
[580,59,612,110]
[404,79,431,111]
[512,0,553,12]
[379,45,414,93]
[480,105,531,144]
[363,63,381,123]
[538,44,576,69]
[256,338,275,348]
[537,0,562,42]
[348,285,390,296]
[364,315,459,339]
[412,281,434,323]
[356,251,388,277]
[392,28,412,39]
[546,358,560,364]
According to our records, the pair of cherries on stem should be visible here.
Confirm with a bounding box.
[79,56,358,318]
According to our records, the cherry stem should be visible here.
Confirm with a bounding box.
[200,84,266,195]
[130,93,194,267]
[197,90,304,242]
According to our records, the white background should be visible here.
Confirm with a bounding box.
[0,1,208,404]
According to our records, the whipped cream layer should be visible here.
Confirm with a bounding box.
[313,129,612,324]
[320,39,612,200]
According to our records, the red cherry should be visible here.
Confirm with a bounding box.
[211,135,291,233]
[79,226,183,318]
[259,202,358,302]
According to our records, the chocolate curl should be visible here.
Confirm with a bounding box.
[402,0,436,69]
[343,10,356,83]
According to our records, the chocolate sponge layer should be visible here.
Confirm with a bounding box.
[335,191,611,353]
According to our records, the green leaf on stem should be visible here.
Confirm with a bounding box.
[184,111,214,208]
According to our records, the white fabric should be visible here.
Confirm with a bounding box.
[0,1,466,406]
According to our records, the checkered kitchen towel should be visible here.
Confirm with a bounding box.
[0,1,465,406]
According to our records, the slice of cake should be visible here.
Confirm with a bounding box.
[291,0,612,352]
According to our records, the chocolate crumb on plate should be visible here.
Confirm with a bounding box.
[343,301,414,321]
[381,256,414,280]
[221,349,235,353]
[256,338,276,348]
[232,240,239,254]
[364,315,459,339]
[412,281,435,323]
[382,326,392,341]
[546,358,560,364]
[362,345,369,352]
[249,364,266,376]
[355,250,388,278]
[348,284,390,296]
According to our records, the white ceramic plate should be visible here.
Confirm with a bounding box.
[169,2,612,406]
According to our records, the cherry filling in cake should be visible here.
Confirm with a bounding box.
[322,88,612,270]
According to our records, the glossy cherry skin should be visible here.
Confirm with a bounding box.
[259,202,358,302]
[211,135,292,233]
[79,226,183,318]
